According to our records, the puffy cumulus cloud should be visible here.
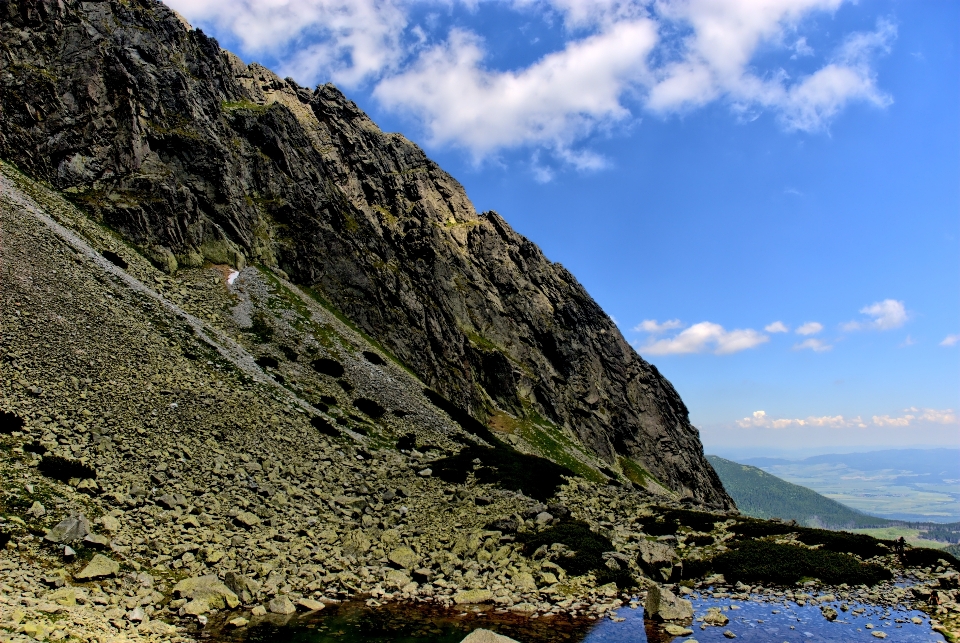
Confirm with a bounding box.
[170,0,897,163]
[634,318,683,333]
[737,407,957,430]
[843,299,908,331]
[795,321,823,335]
[793,337,831,352]
[764,321,789,333]
[941,334,960,347]
[639,321,768,355]
[644,3,894,132]
[166,0,407,87]
[872,408,957,427]
[374,20,659,158]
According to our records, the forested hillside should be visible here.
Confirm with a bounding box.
[708,455,889,528]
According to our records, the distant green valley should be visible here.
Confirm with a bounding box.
[707,455,886,528]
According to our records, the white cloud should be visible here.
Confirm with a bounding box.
[738,407,956,429]
[639,321,768,355]
[645,4,895,132]
[795,321,823,335]
[764,321,789,333]
[634,318,683,333]
[843,299,908,331]
[793,338,831,352]
[737,410,864,429]
[169,0,898,162]
[941,334,960,347]
[166,0,408,87]
[374,20,659,159]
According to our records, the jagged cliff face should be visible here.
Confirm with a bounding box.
[0,0,732,507]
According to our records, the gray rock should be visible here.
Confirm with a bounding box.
[224,571,261,604]
[44,514,91,544]
[644,584,693,622]
[637,540,679,581]
[267,596,296,615]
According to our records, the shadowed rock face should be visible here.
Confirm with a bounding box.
[0,0,732,507]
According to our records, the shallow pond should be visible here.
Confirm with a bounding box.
[211,594,946,643]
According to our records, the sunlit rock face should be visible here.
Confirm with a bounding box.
[0,0,731,507]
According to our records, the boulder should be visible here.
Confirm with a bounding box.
[267,595,296,615]
[460,629,520,643]
[821,606,838,621]
[453,589,495,605]
[173,575,240,614]
[703,607,730,626]
[44,515,90,544]
[644,584,693,622]
[637,540,679,581]
[74,554,119,580]
[387,546,420,570]
[223,571,261,604]
[296,598,326,612]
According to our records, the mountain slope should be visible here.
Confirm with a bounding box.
[707,455,888,528]
[0,0,730,506]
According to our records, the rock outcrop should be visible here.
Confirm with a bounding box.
[0,0,730,506]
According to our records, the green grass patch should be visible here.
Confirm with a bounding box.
[221,100,267,113]
[517,415,606,485]
[424,388,577,501]
[299,283,419,379]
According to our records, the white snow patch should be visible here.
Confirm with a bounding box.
[227,270,240,285]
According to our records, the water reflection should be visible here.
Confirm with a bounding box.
[585,594,946,643]
[213,595,945,643]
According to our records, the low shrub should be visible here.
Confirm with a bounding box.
[729,518,797,539]
[311,358,345,378]
[730,518,892,559]
[662,508,723,532]
[0,411,25,434]
[101,250,128,269]
[362,351,386,366]
[710,540,891,586]
[310,416,340,438]
[795,529,892,559]
[903,547,959,569]
[353,398,386,419]
[38,455,96,482]
[431,444,573,502]
[519,520,633,587]
[254,356,279,369]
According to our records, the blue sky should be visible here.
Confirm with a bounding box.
[169,0,959,454]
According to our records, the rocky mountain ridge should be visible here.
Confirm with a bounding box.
[0,0,729,506]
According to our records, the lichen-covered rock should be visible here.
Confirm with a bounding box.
[74,554,119,580]
[454,589,495,605]
[173,575,240,613]
[460,629,520,643]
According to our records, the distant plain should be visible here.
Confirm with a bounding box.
[740,449,960,522]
